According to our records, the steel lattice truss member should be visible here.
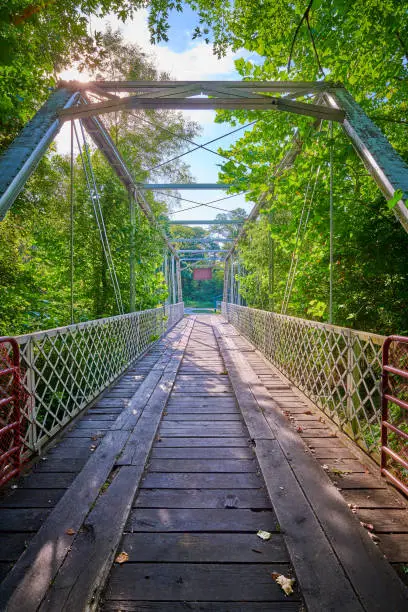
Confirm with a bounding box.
[1,80,408,237]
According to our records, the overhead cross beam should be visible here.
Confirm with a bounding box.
[138,183,240,190]
[58,81,345,123]
[1,79,408,238]
[177,249,227,253]
[170,220,244,225]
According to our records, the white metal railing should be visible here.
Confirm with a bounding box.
[13,303,184,457]
[222,302,385,461]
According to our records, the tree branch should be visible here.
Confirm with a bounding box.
[306,13,324,76]
[287,0,314,73]
[395,31,408,63]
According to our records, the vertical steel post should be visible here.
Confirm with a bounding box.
[237,261,241,306]
[268,212,274,312]
[70,120,74,324]
[329,121,334,324]
[223,257,229,303]
[171,255,176,304]
[176,258,182,302]
[129,191,136,312]
[163,251,167,304]
[230,258,234,305]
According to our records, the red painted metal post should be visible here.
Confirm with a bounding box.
[381,335,408,496]
[0,337,22,487]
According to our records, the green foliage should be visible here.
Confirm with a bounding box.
[0,30,199,335]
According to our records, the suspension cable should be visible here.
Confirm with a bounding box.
[281,164,321,315]
[79,121,124,314]
[135,116,259,175]
[281,165,315,313]
[74,122,124,314]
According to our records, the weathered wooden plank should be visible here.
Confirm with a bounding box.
[298,428,335,438]
[0,534,33,562]
[150,447,253,459]
[17,472,77,489]
[156,437,249,447]
[119,532,288,562]
[163,414,242,421]
[342,489,406,509]
[50,437,101,448]
[0,489,65,508]
[134,488,270,509]
[141,473,262,489]
[167,399,237,407]
[311,447,358,459]
[0,564,12,584]
[74,420,114,429]
[166,405,238,414]
[101,602,301,611]
[104,563,298,602]
[356,509,408,532]
[127,508,276,532]
[163,408,242,423]
[379,534,408,562]
[149,459,256,473]
[33,458,87,473]
[158,426,247,437]
[302,437,343,447]
[332,473,387,490]
[172,394,234,401]
[0,509,50,532]
[316,458,367,473]
[64,429,108,438]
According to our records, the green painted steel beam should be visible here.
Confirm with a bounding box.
[138,183,244,190]
[170,219,245,225]
[170,238,232,243]
[178,249,227,253]
[0,88,80,219]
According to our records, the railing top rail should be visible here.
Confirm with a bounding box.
[222,302,386,345]
[11,303,184,344]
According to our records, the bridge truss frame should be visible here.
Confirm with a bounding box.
[1,79,408,299]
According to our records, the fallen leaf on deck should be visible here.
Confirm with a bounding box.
[65,528,76,535]
[257,530,271,541]
[115,551,129,564]
[367,532,380,544]
[360,521,374,531]
[271,573,295,596]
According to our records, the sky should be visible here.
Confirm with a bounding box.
[57,7,260,225]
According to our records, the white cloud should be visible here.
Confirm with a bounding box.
[91,10,250,126]
[93,10,246,80]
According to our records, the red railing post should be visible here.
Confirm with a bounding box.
[0,337,22,487]
[381,335,408,497]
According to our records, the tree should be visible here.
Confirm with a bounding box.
[0,29,200,334]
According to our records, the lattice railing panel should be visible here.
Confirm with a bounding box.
[14,303,184,457]
[222,302,385,460]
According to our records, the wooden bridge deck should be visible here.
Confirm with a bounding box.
[0,315,407,611]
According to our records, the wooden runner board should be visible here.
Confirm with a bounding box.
[101,316,303,610]
[38,318,195,612]
[214,317,408,611]
[0,318,192,611]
